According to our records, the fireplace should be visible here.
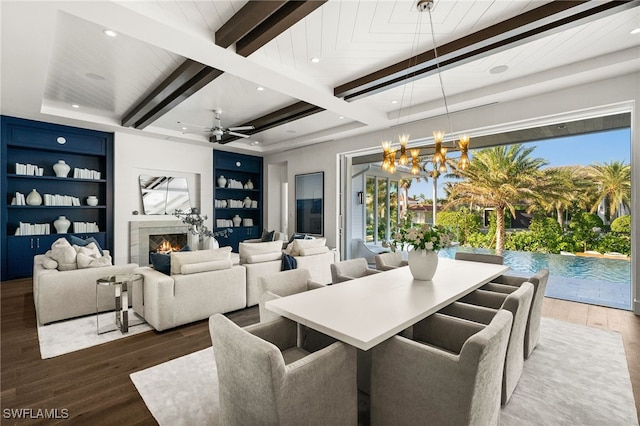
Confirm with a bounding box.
[149,233,188,256]
[130,220,193,266]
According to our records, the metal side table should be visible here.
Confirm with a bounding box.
[96,273,144,334]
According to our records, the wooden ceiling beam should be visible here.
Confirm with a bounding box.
[217,101,324,144]
[335,0,637,101]
[125,1,327,130]
[236,0,327,57]
[215,0,289,49]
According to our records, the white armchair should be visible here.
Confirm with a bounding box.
[370,310,513,426]
[209,314,358,425]
[374,251,408,271]
[331,258,382,284]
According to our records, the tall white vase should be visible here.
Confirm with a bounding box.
[54,215,71,233]
[53,160,70,178]
[407,249,439,280]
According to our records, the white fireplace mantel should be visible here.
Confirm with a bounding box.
[130,220,191,266]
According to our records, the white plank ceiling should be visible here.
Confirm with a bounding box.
[1,0,639,154]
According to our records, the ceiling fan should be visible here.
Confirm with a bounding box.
[179,109,255,142]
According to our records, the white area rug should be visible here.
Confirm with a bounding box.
[37,312,153,359]
[131,318,639,426]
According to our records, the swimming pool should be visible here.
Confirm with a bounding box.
[440,247,632,310]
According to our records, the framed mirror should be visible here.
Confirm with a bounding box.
[139,175,192,215]
[295,172,324,235]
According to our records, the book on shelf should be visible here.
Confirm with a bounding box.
[12,191,26,205]
[15,163,44,176]
[73,168,101,180]
[15,222,51,236]
[72,222,99,233]
[43,194,81,206]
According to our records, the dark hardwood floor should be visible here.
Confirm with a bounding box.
[1,277,638,424]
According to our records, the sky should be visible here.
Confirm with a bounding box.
[408,128,632,200]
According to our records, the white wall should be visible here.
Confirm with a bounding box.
[112,132,213,265]
[264,72,640,314]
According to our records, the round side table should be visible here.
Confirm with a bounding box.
[96,273,143,334]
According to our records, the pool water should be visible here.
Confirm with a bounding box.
[440,247,632,310]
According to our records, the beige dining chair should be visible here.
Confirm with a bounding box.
[439,282,534,405]
[481,269,550,358]
[370,310,513,426]
[209,314,358,425]
[374,251,408,271]
[454,251,505,264]
[331,258,382,284]
[258,268,334,352]
[257,268,324,323]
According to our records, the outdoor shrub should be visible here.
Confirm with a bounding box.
[437,209,481,244]
[610,215,631,234]
[569,211,603,251]
[595,233,631,255]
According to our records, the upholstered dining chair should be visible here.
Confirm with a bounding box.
[258,268,334,351]
[257,268,324,323]
[209,314,358,425]
[439,282,534,405]
[331,258,382,284]
[374,251,408,271]
[454,251,505,264]
[481,269,550,358]
[370,310,513,426]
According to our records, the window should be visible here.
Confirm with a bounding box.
[365,175,399,244]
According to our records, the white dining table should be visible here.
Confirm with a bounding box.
[266,257,510,351]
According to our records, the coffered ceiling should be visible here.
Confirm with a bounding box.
[1,1,639,155]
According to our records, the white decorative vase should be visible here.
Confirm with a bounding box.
[26,189,43,206]
[217,175,227,188]
[53,160,70,178]
[243,196,252,208]
[408,249,439,281]
[232,214,242,227]
[86,195,98,206]
[54,215,71,233]
[246,179,254,190]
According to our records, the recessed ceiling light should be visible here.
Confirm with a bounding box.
[391,100,398,104]
[181,127,187,131]
[71,104,80,109]
[631,28,640,35]
[489,65,509,74]
[311,57,320,63]
[338,116,344,119]
[103,29,117,37]
[557,123,567,129]
[85,72,105,81]
[256,86,265,91]
[250,141,260,146]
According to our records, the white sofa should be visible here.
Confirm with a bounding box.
[240,239,339,306]
[134,248,247,331]
[33,251,138,325]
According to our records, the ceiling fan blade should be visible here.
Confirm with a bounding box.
[228,126,255,131]
[177,121,211,129]
[227,131,251,138]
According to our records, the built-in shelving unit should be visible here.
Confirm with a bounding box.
[1,116,114,280]
[213,151,263,252]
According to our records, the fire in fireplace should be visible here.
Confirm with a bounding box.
[149,233,188,256]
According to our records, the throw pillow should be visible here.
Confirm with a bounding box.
[180,259,233,274]
[49,238,78,271]
[77,253,112,269]
[170,247,232,275]
[289,238,327,256]
[238,240,283,264]
[41,251,58,270]
[74,242,101,259]
[66,235,104,255]
[150,245,191,275]
[261,229,276,242]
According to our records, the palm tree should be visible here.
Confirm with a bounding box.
[588,161,631,222]
[445,144,547,250]
[398,178,413,220]
[535,166,594,229]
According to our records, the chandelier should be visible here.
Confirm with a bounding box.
[381,0,471,175]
